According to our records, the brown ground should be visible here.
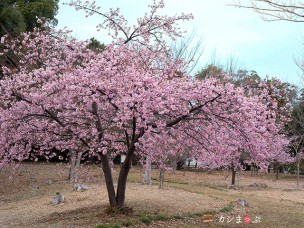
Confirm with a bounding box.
[0,162,303,227]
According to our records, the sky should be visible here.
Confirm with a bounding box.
[56,0,304,86]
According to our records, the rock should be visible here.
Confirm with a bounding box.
[237,199,248,207]
[46,180,53,185]
[249,183,259,188]
[52,194,64,205]
[74,183,89,192]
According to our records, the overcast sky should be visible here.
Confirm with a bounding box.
[57,0,304,86]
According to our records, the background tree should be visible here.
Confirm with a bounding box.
[195,64,225,81]
[0,0,59,37]
[196,64,294,184]
[0,0,59,79]
[0,0,26,37]
[16,0,59,31]
[287,92,304,189]
[86,37,105,52]
[171,31,204,74]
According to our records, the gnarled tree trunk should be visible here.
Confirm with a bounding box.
[100,147,136,208]
[116,139,139,208]
[100,154,118,207]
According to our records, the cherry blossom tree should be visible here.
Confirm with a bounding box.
[0,0,289,209]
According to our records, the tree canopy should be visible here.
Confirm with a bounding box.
[0,0,59,37]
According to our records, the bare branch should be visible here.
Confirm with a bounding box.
[229,0,304,22]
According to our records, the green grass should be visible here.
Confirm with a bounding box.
[137,211,172,225]
[95,219,136,228]
[95,210,206,227]
[204,210,217,214]
[219,203,234,213]
[95,224,120,228]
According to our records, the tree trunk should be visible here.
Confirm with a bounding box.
[231,168,236,186]
[297,159,300,190]
[69,150,77,182]
[276,169,279,180]
[116,145,136,208]
[159,168,165,189]
[187,158,191,170]
[100,154,117,208]
[76,151,83,168]
[143,155,152,185]
[69,151,84,182]
[251,166,258,177]
[172,157,177,174]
